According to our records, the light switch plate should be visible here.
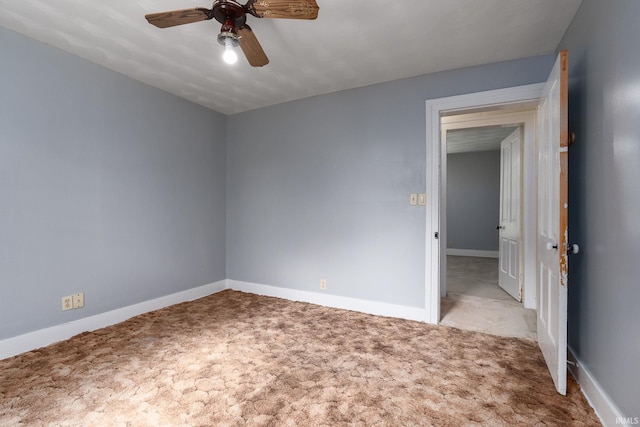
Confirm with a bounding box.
[409,194,418,206]
[418,193,426,206]
[72,292,84,309]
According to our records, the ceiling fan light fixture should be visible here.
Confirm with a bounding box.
[222,37,238,64]
[217,16,240,66]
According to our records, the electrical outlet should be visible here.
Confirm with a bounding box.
[320,279,327,290]
[409,194,418,206]
[72,292,84,309]
[62,296,73,311]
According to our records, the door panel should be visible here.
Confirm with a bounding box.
[498,128,521,301]
[536,50,568,395]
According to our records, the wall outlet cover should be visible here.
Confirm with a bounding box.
[62,296,73,311]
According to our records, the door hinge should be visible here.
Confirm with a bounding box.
[434,232,439,239]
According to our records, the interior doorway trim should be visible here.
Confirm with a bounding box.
[424,83,544,324]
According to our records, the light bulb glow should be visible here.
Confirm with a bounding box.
[222,40,238,65]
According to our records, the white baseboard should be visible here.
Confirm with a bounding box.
[568,346,630,427]
[0,280,226,361]
[1,279,425,360]
[228,279,426,322]
[446,248,499,258]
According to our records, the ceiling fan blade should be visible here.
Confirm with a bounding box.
[246,0,319,19]
[145,8,212,28]
[238,26,269,67]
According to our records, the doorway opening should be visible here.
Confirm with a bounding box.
[438,121,536,339]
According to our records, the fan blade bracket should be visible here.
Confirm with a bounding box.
[244,0,262,18]
[244,0,319,19]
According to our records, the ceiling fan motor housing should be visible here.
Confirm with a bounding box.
[212,0,247,26]
[213,1,246,46]
[217,19,240,46]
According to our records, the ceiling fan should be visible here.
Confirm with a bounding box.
[145,0,320,67]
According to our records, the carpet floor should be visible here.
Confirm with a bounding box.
[0,290,600,426]
[441,256,537,340]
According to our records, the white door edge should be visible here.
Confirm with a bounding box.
[498,128,523,301]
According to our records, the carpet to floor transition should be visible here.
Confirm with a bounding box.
[1,290,600,426]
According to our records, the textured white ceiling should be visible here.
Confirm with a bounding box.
[447,126,518,154]
[0,0,582,114]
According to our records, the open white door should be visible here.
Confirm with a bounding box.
[498,128,522,301]
[536,50,569,395]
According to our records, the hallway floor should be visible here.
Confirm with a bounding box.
[440,255,537,340]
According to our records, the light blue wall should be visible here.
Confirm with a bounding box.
[558,0,640,419]
[226,55,554,307]
[0,27,227,340]
[447,150,500,252]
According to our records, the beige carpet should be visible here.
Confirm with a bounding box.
[441,256,537,340]
[0,290,600,426]
[446,256,509,301]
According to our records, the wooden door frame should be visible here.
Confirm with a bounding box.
[425,84,544,324]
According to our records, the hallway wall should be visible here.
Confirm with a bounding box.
[447,150,500,252]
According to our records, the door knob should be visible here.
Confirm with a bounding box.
[546,242,558,251]
[568,243,580,254]
[496,225,504,230]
